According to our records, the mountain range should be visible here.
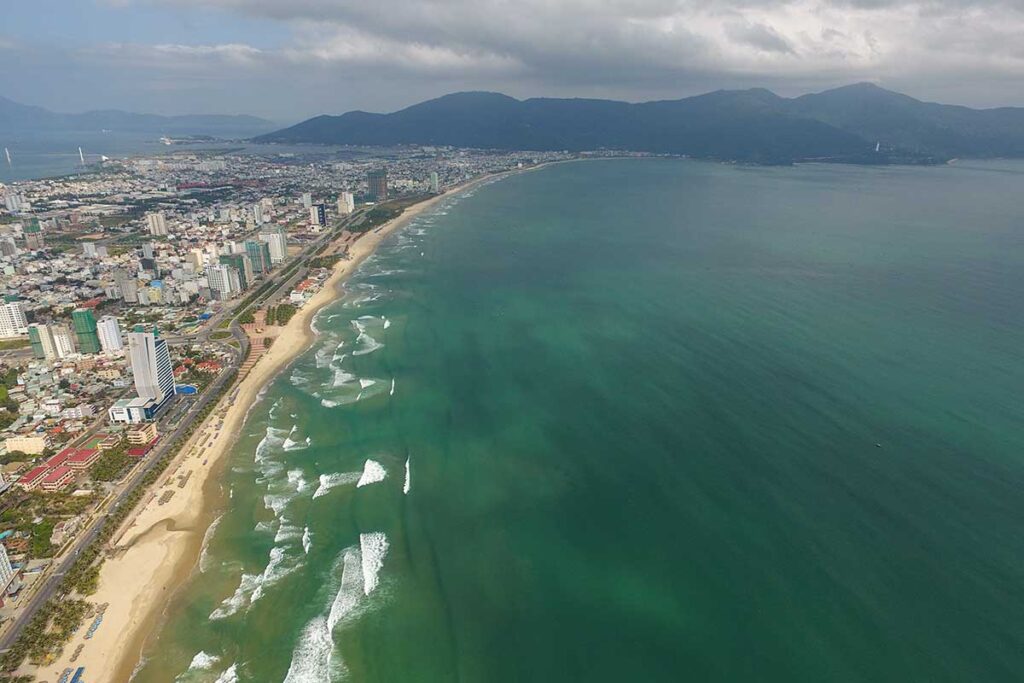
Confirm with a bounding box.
[256,84,1024,164]
[0,96,275,137]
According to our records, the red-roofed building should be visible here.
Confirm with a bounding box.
[17,466,50,491]
[41,466,74,491]
[67,449,100,470]
[196,361,222,374]
[127,437,159,458]
[45,448,74,470]
[173,366,189,378]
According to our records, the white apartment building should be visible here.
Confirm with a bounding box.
[0,301,28,338]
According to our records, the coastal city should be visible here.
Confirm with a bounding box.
[0,144,573,680]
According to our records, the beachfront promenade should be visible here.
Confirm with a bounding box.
[0,205,370,663]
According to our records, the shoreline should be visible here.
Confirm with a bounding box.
[28,167,523,683]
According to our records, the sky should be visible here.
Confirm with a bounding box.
[1,0,1023,123]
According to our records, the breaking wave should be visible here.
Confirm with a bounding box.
[199,514,224,574]
[213,663,238,683]
[360,532,389,596]
[282,547,365,683]
[312,472,361,499]
[356,459,387,488]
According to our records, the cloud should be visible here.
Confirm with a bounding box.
[125,0,1024,86]
[725,20,796,54]
[5,0,1024,118]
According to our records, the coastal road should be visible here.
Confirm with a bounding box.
[0,342,241,654]
[0,212,366,654]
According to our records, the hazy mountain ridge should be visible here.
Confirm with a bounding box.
[0,96,276,137]
[256,84,1024,163]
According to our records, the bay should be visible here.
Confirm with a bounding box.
[134,158,1024,682]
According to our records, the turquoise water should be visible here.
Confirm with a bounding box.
[134,159,1024,682]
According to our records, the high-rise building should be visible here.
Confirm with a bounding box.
[28,323,57,360]
[97,316,123,354]
[128,330,175,404]
[337,191,355,215]
[0,544,16,594]
[367,169,388,201]
[430,171,440,194]
[23,218,43,250]
[145,211,168,236]
[52,325,76,357]
[0,301,28,338]
[309,204,326,226]
[244,240,272,275]
[145,213,168,236]
[0,237,18,257]
[72,308,102,354]
[206,264,240,300]
[186,248,205,271]
[220,253,253,288]
[301,192,313,209]
[259,228,287,264]
[252,203,266,225]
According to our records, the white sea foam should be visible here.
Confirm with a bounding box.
[312,472,360,499]
[282,424,311,452]
[390,378,396,396]
[351,319,383,356]
[255,426,287,463]
[263,493,290,517]
[286,468,308,492]
[302,526,312,554]
[187,651,219,670]
[250,545,302,605]
[383,317,391,329]
[199,514,224,574]
[209,573,261,620]
[275,523,302,544]
[254,520,274,534]
[282,547,364,683]
[282,615,334,683]
[213,663,238,683]
[403,457,411,495]
[329,547,364,629]
[314,343,333,369]
[331,340,346,362]
[283,435,311,451]
[358,378,376,389]
[331,364,355,388]
[356,459,387,488]
[320,398,339,408]
[360,532,389,595]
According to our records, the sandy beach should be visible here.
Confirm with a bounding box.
[28,172,504,683]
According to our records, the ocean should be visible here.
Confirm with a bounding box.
[0,131,352,183]
[131,158,1024,682]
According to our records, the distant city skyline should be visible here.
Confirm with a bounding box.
[1,0,1023,121]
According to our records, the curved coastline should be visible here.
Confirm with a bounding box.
[28,167,529,683]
